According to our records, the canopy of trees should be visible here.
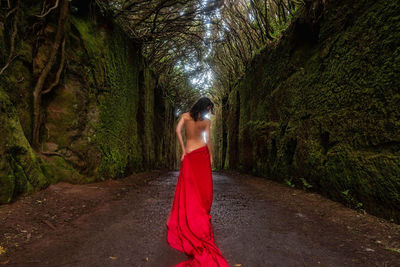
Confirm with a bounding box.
[96,0,321,104]
[0,0,323,148]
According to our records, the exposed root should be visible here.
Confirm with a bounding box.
[36,0,60,18]
[0,0,20,76]
[42,37,66,95]
[0,55,18,75]
[32,0,69,149]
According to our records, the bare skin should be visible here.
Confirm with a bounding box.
[176,109,212,165]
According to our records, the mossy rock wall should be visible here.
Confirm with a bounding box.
[0,89,49,203]
[217,0,400,222]
[0,2,177,203]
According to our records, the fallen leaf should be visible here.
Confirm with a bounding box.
[42,220,56,230]
[145,257,149,261]
[109,256,117,260]
[385,247,400,253]
[0,259,10,265]
[0,246,5,255]
[234,264,242,267]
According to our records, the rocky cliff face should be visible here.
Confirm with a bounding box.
[213,0,400,222]
[0,1,177,203]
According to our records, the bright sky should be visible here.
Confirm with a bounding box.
[181,0,215,92]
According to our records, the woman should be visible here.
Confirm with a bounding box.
[166,97,229,266]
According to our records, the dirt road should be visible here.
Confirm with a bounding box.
[0,171,399,266]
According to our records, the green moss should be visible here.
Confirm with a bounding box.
[0,5,177,203]
[220,0,400,222]
[141,68,156,167]
[70,17,104,57]
[0,163,15,203]
[322,146,400,221]
[43,156,85,184]
[95,25,142,179]
[246,120,279,137]
[0,88,49,203]
[0,27,5,61]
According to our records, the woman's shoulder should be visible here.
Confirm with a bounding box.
[181,112,210,123]
[181,112,192,121]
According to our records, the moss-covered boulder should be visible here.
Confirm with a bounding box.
[0,88,48,203]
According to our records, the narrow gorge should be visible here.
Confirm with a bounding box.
[0,0,399,234]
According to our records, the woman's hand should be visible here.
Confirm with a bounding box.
[176,114,186,161]
[180,149,186,161]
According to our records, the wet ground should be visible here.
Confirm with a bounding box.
[0,170,399,266]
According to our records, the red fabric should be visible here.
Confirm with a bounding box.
[166,145,229,267]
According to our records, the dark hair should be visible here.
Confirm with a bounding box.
[189,97,215,121]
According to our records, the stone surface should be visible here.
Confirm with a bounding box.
[0,3,177,203]
[213,0,400,222]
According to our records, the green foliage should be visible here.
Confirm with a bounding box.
[284,178,295,188]
[385,248,400,254]
[341,189,364,212]
[269,6,299,40]
[300,177,312,190]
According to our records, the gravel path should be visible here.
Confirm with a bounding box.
[0,171,399,266]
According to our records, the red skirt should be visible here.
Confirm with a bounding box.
[166,145,229,267]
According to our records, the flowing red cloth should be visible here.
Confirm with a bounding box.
[166,145,229,267]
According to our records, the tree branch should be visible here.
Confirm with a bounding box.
[36,0,60,18]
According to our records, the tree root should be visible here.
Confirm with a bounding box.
[32,0,69,149]
[36,0,60,18]
[42,37,66,95]
[0,0,20,76]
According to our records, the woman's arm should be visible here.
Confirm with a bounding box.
[176,113,186,161]
[205,119,213,166]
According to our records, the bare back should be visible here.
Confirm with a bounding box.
[182,112,210,153]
